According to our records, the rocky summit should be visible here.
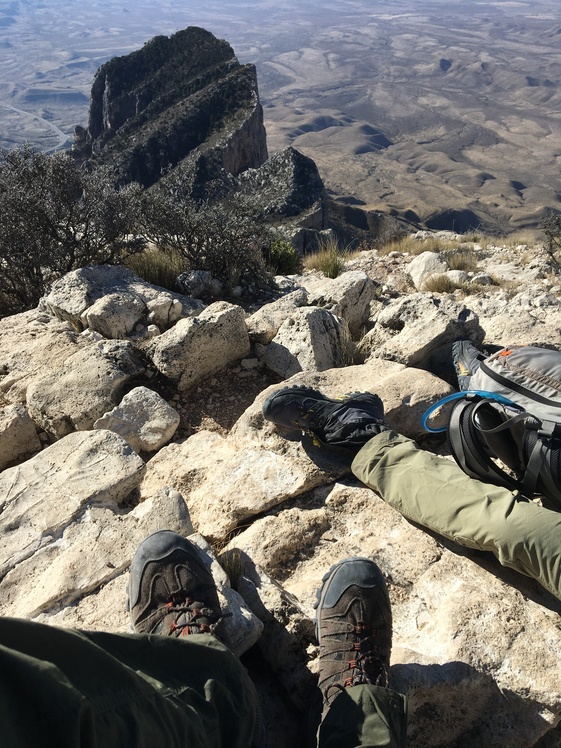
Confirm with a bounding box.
[71,27,335,248]
[1,232,561,747]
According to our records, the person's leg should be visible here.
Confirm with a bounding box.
[0,620,256,748]
[315,557,407,748]
[0,530,259,748]
[318,685,407,748]
[352,431,561,600]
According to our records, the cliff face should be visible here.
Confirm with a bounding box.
[75,27,268,188]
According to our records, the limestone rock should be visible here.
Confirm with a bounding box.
[140,361,451,542]
[190,534,264,657]
[4,487,191,624]
[247,288,309,345]
[226,553,317,711]
[0,429,145,582]
[94,386,180,453]
[26,340,145,438]
[299,270,381,338]
[464,291,561,349]
[83,292,147,339]
[407,251,448,290]
[147,301,250,391]
[263,307,352,378]
[0,404,41,471]
[0,309,85,404]
[140,427,350,541]
[236,146,326,232]
[359,293,485,378]
[41,265,204,338]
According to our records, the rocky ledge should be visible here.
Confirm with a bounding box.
[1,233,561,747]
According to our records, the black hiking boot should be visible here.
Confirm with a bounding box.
[452,339,486,391]
[128,530,224,638]
[262,385,387,452]
[314,557,392,718]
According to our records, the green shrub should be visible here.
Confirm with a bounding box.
[542,212,561,271]
[263,238,302,275]
[141,189,271,290]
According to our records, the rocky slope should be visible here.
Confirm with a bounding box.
[1,233,561,746]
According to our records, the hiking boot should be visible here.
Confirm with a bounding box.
[315,557,392,716]
[128,530,224,638]
[262,386,387,452]
[452,339,486,391]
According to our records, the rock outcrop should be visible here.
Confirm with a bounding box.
[2,232,561,746]
[76,28,268,189]
[73,28,328,242]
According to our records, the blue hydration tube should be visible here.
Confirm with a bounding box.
[421,390,521,433]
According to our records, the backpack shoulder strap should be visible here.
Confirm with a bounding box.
[448,398,520,491]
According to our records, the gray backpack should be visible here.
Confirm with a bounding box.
[424,346,561,503]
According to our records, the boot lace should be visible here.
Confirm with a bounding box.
[162,593,228,637]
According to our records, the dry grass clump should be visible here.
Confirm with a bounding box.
[446,248,478,272]
[423,272,504,296]
[422,274,462,293]
[304,237,360,278]
[124,246,187,290]
[380,234,461,256]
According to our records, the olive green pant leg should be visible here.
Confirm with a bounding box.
[0,617,256,748]
[352,431,561,600]
[318,685,407,748]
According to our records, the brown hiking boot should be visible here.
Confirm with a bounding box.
[127,530,224,638]
[315,557,392,716]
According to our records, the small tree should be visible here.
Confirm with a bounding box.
[0,146,145,314]
[542,211,561,272]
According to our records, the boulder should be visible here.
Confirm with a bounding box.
[407,251,448,290]
[94,386,180,453]
[464,291,561,349]
[40,265,204,338]
[299,270,381,338]
[83,292,147,339]
[140,360,452,540]
[246,288,309,345]
[29,487,192,632]
[0,309,85,404]
[263,307,352,378]
[147,301,250,391]
[0,404,42,471]
[26,340,145,438]
[0,429,146,582]
[359,293,484,380]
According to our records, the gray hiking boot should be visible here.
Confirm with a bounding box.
[315,557,392,716]
[128,530,224,638]
[262,385,386,452]
[452,339,485,391]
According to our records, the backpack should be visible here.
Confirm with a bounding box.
[422,346,561,504]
